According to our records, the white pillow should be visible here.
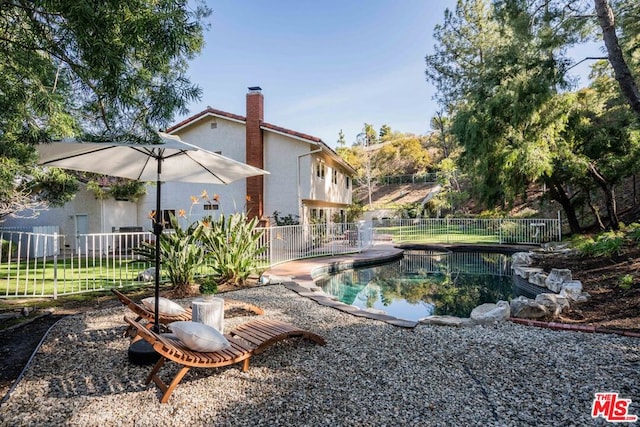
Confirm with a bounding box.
[169,321,230,352]
[141,297,186,316]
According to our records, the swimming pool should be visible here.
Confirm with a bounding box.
[317,250,513,321]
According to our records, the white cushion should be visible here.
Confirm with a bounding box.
[141,297,186,316]
[169,321,230,352]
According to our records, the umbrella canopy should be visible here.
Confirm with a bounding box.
[38,132,267,184]
[37,132,268,332]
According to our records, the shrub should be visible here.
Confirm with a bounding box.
[618,274,634,290]
[1,239,18,262]
[574,231,625,257]
[199,276,219,295]
[199,213,266,286]
[133,213,205,297]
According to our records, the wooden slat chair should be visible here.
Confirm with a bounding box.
[111,289,264,332]
[124,315,326,403]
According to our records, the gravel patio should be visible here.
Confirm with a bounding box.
[0,283,638,426]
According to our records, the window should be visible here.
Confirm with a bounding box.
[345,176,350,189]
[332,169,338,184]
[204,202,219,211]
[316,161,325,179]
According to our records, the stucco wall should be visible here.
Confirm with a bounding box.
[263,132,310,222]
[1,184,137,250]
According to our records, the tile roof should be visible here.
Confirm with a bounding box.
[166,107,322,144]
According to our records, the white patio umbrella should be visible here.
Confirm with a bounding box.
[37,132,268,332]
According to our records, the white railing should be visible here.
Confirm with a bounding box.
[0,215,559,298]
[372,215,561,245]
[0,222,373,298]
[256,221,372,267]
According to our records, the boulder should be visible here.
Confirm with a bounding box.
[560,283,590,302]
[534,293,569,318]
[561,280,583,294]
[513,266,544,279]
[420,315,473,327]
[511,252,533,266]
[136,267,156,282]
[510,296,549,319]
[528,271,548,287]
[470,301,511,325]
[545,268,572,292]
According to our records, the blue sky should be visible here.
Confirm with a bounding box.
[177,1,602,148]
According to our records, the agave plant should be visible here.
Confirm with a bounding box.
[199,213,266,286]
[133,213,205,296]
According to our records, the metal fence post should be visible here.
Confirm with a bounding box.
[557,211,562,242]
[53,232,58,300]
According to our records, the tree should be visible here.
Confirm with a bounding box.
[430,111,458,159]
[379,124,392,140]
[337,129,346,147]
[373,136,432,176]
[425,0,597,232]
[595,0,640,118]
[0,0,210,217]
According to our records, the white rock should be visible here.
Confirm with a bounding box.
[511,252,533,266]
[545,268,572,292]
[470,301,510,324]
[534,293,569,318]
[513,266,544,279]
[510,296,549,319]
[136,267,155,282]
[528,271,548,287]
[419,315,473,327]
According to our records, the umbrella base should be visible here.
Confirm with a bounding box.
[128,339,160,366]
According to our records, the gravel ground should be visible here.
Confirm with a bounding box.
[0,284,638,427]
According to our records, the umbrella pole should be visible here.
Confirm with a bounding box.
[153,160,163,333]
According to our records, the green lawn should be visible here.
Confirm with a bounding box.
[0,257,154,297]
[375,225,501,244]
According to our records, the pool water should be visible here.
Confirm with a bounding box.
[317,250,513,321]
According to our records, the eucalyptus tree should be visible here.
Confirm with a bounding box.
[0,0,210,218]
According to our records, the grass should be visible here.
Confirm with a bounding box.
[375,225,501,244]
[0,257,154,297]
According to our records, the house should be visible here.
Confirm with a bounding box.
[1,87,355,250]
[165,86,356,226]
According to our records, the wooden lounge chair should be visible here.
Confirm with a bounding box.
[124,315,326,403]
[111,289,264,331]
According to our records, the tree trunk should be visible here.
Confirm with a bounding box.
[585,189,606,230]
[587,162,620,230]
[544,177,581,234]
[595,0,640,119]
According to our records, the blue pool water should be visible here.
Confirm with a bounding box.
[317,250,513,321]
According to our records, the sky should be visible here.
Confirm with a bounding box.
[176,0,603,149]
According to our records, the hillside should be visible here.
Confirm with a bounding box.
[353,182,440,207]
[353,176,640,227]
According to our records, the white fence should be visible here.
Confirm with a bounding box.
[0,216,560,299]
[0,222,373,299]
[373,215,561,245]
